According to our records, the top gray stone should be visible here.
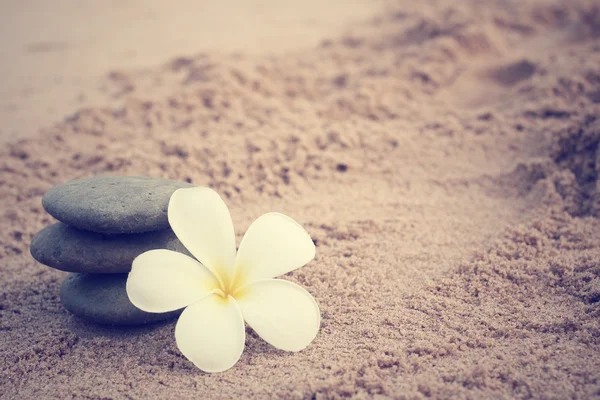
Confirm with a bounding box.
[42,176,193,234]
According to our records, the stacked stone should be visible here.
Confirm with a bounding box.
[30,176,194,325]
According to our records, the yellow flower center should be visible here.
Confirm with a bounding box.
[213,267,246,299]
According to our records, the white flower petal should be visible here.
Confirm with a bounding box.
[168,187,236,284]
[234,213,315,284]
[127,249,219,313]
[175,294,245,373]
[235,279,320,352]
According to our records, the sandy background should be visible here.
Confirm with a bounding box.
[1,0,600,398]
[0,0,375,143]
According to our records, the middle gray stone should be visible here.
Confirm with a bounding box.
[30,222,192,273]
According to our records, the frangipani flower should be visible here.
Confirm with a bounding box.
[126,187,320,373]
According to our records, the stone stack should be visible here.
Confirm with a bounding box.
[30,176,194,325]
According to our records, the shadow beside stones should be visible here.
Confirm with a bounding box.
[63,313,177,339]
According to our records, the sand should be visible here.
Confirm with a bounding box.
[1,0,600,398]
[0,0,376,143]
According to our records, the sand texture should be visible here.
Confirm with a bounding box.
[2,0,600,398]
[0,0,376,144]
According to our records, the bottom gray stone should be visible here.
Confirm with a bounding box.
[60,273,181,326]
